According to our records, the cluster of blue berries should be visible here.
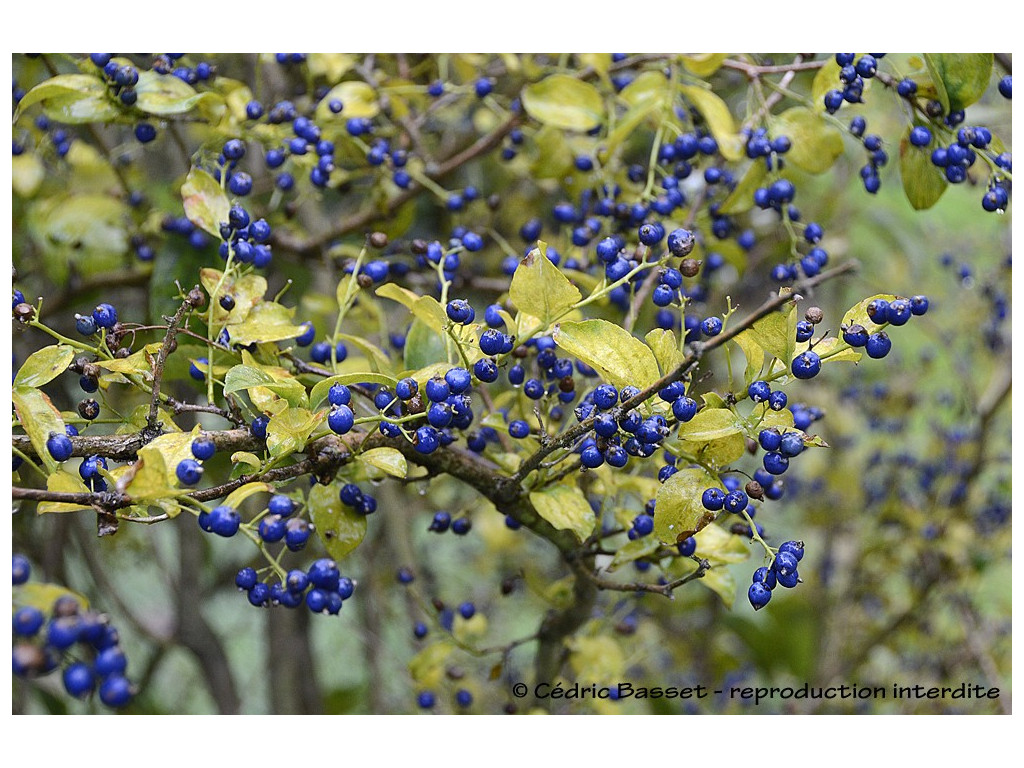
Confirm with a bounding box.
[235,556,354,612]
[747,540,805,610]
[217,195,274,269]
[823,53,885,114]
[88,54,140,106]
[840,295,929,361]
[770,222,829,283]
[13,555,134,707]
[428,510,473,535]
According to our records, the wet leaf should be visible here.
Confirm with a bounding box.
[135,71,220,116]
[308,482,367,561]
[924,53,992,112]
[38,471,93,514]
[13,387,66,474]
[358,448,407,479]
[644,329,686,375]
[266,408,323,459]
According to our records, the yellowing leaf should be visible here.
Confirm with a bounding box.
[12,154,45,197]
[681,53,730,77]
[14,345,75,388]
[38,471,93,514]
[228,302,305,345]
[136,71,221,116]
[772,107,844,174]
[508,241,581,328]
[644,329,686,376]
[529,484,597,542]
[12,387,66,473]
[841,294,899,329]
[224,482,273,510]
[522,74,605,131]
[358,447,408,479]
[315,80,379,121]
[679,85,742,161]
[182,168,230,237]
[654,467,722,544]
[553,319,660,391]
[266,408,323,459]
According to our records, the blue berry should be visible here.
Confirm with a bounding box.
[328,383,352,406]
[701,488,725,511]
[909,126,932,147]
[509,420,530,439]
[865,332,892,359]
[92,303,118,329]
[175,458,203,485]
[46,432,73,462]
[748,582,772,610]
[451,517,472,535]
[678,537,696,557]
[98,675,134,708]
[791,351,821,379]
[763,452,789,475]
[208,505,240,537]
[998,75,1011,100]
[328,405,355,434]
[748,380,771,402]
[767,391,788,411]
[192,436,216,461]
[672,397,698,423]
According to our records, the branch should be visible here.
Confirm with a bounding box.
[506,260,859,489]
[272,111,521,258]
[148,290,199,430]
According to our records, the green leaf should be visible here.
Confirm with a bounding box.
[522,74,605,131]
[408,641,454,687]
[692,523,752,565]
[644,329,686,376]
[231,452,263,471]
[12,386,66,473]
[508,241,582,328]
[718,160,768,215]
[553,319,660,391]
[224,482,273,510]
[181,168,230,237]
[315,80,380,121]
[308,483,367,561]
[841,294,899,329]
[924,54,992,112]
[604,99,660,158]
[223,364,274,393]
[404,318,447,371]
[529,484,597,542]
[14,74,121,124]
[337,333,395,377]
[358,448,407,479]
[654,467,722,544]
[266,408,322,459]
[899,127,948,210]
[27,194,129,282]
[679,85,742,161]
[310,372,399,409]
[568,636,625,682]
[135,71,220,116]
[38,471,93,514]
[95,344,159,378]
[529,125,574,180]
[14,345,75,388]
[12,154,45,197]
[772,107,844,174]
